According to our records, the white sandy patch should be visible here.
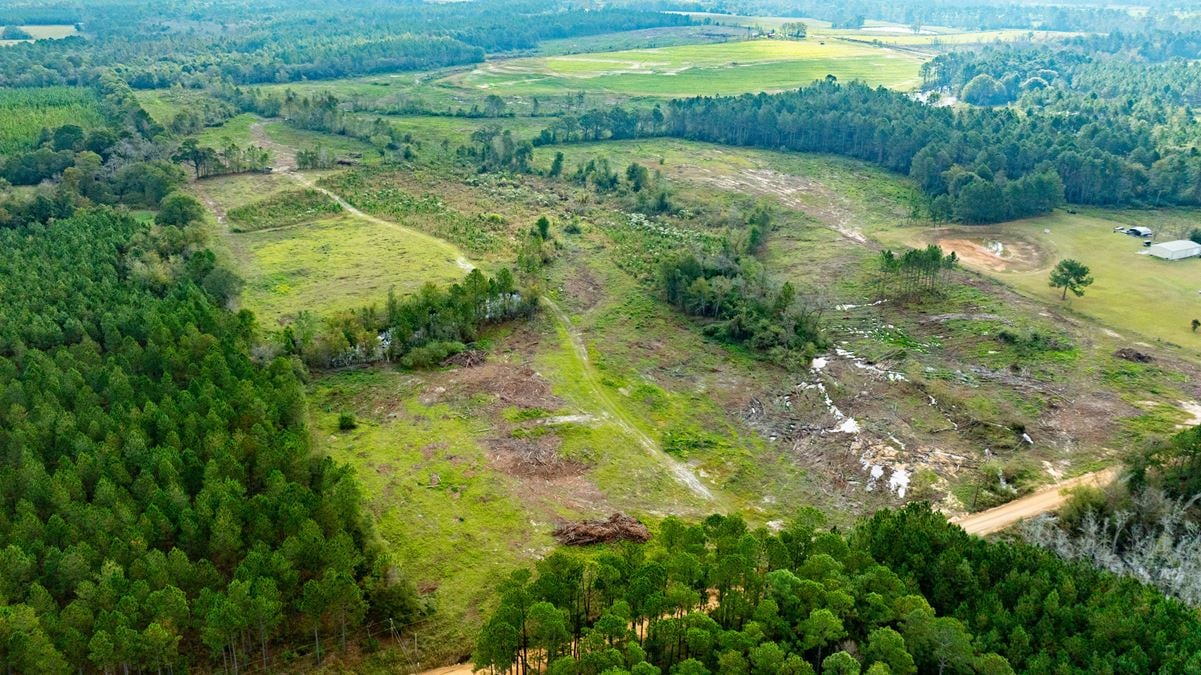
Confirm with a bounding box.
[1179,400,1201,427]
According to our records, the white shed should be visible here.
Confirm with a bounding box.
[1147,239,1201,260]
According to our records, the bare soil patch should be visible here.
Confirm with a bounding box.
[935,233,1046,272]
[564,265,604,309]
[428,361,562,410]
[487,433,586,479]
[677,166,869,243]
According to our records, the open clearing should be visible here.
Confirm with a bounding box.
[219,211,466,323]
[449,39,926,96]
[193,123,465,324]
[186,108,1201,669]
[882,211,1201,347]
[0,24,78,46]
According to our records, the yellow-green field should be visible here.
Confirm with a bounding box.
[878,210,1201,347]
[194,166,466,324]
[451,38,926,95]
[222,211,466,322]
[0,24,78,46]
[379,114,548,147]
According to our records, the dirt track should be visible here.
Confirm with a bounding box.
[247,120,474,271]
[950,467,1119,536]
[541,296,715,502]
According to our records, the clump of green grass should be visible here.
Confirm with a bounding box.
[227,188,342,232]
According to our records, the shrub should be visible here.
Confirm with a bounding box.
[338,412,357,430]
[401,340,466,368]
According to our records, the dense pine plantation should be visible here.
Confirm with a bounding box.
[475,506,1201,675]
[0,209,415,671]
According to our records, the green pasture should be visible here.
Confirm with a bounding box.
[453,38,925,95]
[880,209,1201,347]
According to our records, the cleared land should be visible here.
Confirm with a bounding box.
[178,67,1201,669]
[880,210,1201,347]
[0,24,78,46]
[450,39,926,96]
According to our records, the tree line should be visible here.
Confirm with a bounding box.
[0,205,417,671]
[474,504,1201,675]
[0,1,689,89]
[652,0,1201,34]
[536,73,1201,221]
[281,268,538,370]
[0,74,188,229]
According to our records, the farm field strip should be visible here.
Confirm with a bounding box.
[451,38,926,95]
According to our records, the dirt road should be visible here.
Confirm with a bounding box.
[951,467,1119,536]
[541,296,715,502]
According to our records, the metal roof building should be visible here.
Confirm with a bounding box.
[1147,239,1201,260]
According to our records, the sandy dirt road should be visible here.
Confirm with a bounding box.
[951,467,1119,536]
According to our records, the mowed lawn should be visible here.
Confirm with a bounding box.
[452,38,925,96]
[887,210,1201,347]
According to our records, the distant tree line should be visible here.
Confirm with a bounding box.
[0,1,689,88]
[653,0,1199,33]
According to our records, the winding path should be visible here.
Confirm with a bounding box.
[541,296,715,502]
[950,467,1119,536]
[248,120,473,271]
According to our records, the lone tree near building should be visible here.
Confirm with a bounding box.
[1049,258,1094,300]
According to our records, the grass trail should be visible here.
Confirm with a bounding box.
[249,120,475,271]
[541,295,718,503]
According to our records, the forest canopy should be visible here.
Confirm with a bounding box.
[0,208,416,671]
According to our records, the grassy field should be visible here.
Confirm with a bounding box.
[0,24,78,46]
[0,87,103,154]
[877,210,1201,348]
[451,39,925,96]
[245,35,924,119]
[134,88,231,127]
[222,211,466,322]
[379,114,548,148]
[191,153,467,325]
[262,121,379,159]
[194,113,259,146]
